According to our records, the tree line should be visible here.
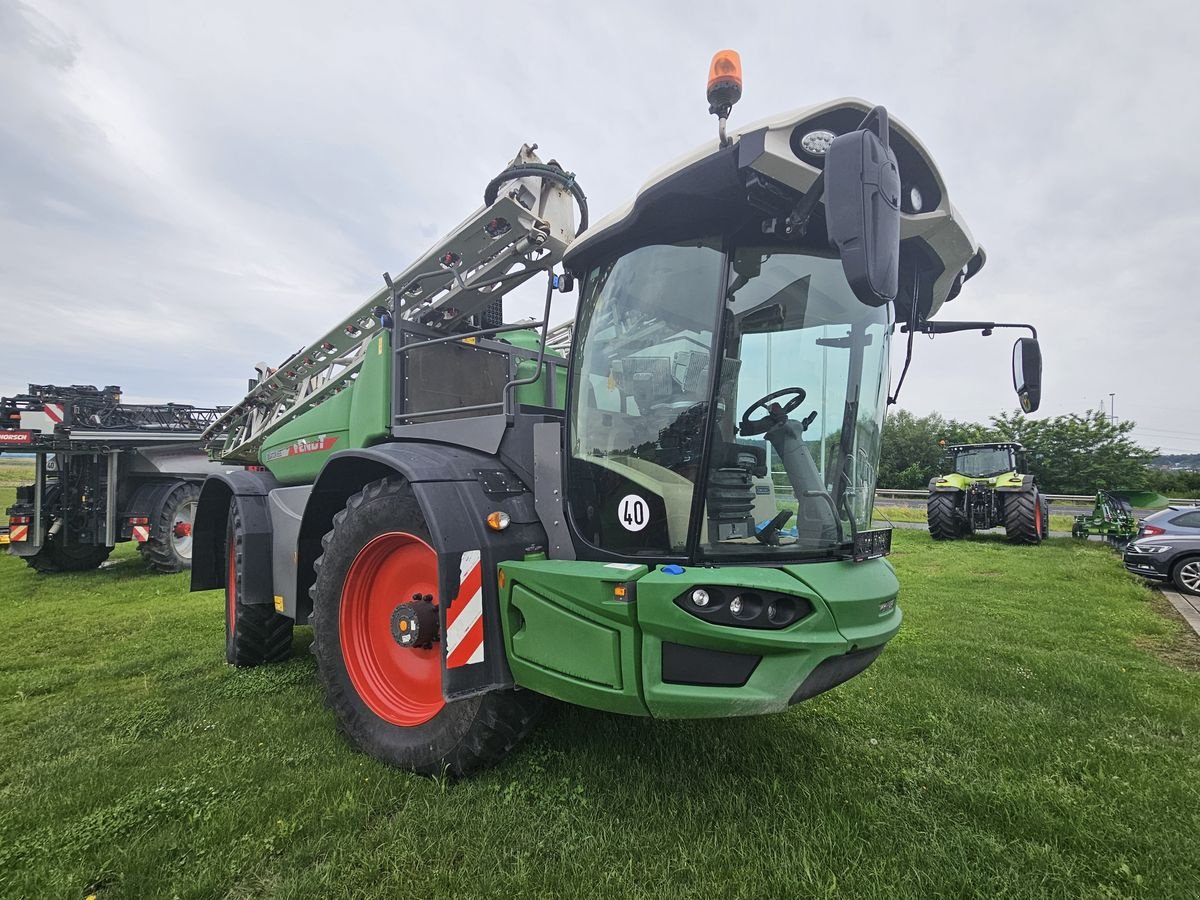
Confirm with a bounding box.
[878,409,1200,497]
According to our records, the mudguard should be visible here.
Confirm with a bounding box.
[300,443,550,701]
[190,468,281,607]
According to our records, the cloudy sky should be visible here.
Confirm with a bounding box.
[2,1,1198,452]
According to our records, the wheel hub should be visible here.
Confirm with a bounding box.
[391,594,439,649]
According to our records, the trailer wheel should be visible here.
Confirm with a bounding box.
[310,477,542,776]
[25,535,111,573]
[927,492,962,540]
[225,504,293,667]
[1003,489,1043,545]
[139,482,201,574]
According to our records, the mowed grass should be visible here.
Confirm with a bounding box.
[1,533,1198,898]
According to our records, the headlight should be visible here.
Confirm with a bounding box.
[1131,544,1171,554]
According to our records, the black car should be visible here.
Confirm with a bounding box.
[1124,534,1200,597]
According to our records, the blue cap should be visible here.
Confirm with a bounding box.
[661,564,686,575]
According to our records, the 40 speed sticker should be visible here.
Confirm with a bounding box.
[618,494,649,532]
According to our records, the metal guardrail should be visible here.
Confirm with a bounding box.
[769,474,1196,507]
[871,488,1197,506]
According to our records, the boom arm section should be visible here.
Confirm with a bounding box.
[204,145,585,464]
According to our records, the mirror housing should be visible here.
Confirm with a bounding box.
[824,124,901,306]
[1012,337,1042,413]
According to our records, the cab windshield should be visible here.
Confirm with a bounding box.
[952,447,1017,477]
[566,240,890,562]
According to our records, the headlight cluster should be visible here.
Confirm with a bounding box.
[674,585,813,630]
[1131,544,1172,554]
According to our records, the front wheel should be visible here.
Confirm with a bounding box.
[1171,557,1200,597]
[310,477,542,775]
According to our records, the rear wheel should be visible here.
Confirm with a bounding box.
[1039,497,1051,540]
[927,492,962,540]
[310,477,542,775]
[25,535,111,572]
[225,503,293,666]
[1003,489,1043,545]
[139,482,201,573]
[1171,557,1200,597]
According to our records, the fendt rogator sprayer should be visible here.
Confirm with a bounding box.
[1,384,227,572]
[191,52,1044,774]
[926,442,1050,544]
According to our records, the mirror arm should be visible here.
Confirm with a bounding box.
[888,271,921,405]
[903,320,1038,339]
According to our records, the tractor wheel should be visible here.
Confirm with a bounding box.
[1170,557,1200,597]
[310,477,543,776]
[1003,489,1043,545]
[225,503,293,667]
[1039,497,1051,540]
[25,535,111,573]
[139,482,201,573]
[927,492,962,540]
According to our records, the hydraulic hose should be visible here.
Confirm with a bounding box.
[484,164,589,236]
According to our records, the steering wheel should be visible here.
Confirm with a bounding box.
[739,387,807,437]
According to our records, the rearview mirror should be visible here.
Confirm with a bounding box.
[1012,337,1042,413]
[824,124,901,306]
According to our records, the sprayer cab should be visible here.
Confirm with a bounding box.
[560,89,1021,566]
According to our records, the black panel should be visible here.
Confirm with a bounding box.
[789,645,884,704]
[401,339,510,423]
[661,642,761,687]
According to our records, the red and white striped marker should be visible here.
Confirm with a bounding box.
[9,524,28,542]
[132,525,150,543]
[42,403,65,424]
[445,550,485,668]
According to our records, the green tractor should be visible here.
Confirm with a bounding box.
[927,442,1049,544]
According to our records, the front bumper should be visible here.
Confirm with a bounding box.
[1123,553,1171,581]
[499,558,901,719]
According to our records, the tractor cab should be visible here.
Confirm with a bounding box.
[944,442,1025,480]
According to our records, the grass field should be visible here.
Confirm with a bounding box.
[1,517,1199,897]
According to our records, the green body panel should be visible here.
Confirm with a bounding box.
[260,332,392,484]
[499,560,649,716]
[504,330,566,410]
[931,470,1026,491]
[497,557,900,719]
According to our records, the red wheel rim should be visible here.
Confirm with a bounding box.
[340,532,444,726]
[1035,501,1043,535]
[226,535,236,635]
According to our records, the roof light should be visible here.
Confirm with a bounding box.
[706,50,743,107]
[800,129,836,156]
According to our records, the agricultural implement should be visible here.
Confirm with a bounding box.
[1071,490,1169,546]
[927,442,1049,544]
[190,52,1044,774]
[1,384,227,572]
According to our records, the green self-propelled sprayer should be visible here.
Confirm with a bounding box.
[190,51,1045,774]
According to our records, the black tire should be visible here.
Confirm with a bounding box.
[1170,556,1200,597]
[138,481,201,573]
[225,503,293,667]
[1039,497,1051,540]
[310,477,542,776]
[1003,489,1043,545]
[25,535,111,573]
[927,492,962,540]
